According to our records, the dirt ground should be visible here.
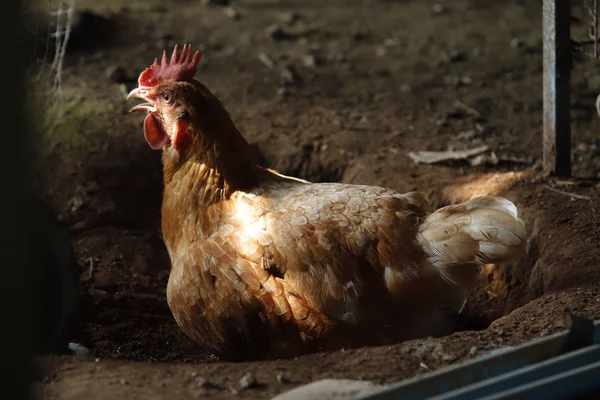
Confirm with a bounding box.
[25,0,600,398]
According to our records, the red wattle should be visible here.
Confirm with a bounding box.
[143,114,169,150]
[172,119,191,150]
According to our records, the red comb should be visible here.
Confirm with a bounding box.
[138,44,202,87]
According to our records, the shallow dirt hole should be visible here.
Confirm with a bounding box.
[65,157,544,364]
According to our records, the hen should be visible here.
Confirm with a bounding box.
[128,45,526,360]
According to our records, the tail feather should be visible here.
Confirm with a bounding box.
[417,196,527,274]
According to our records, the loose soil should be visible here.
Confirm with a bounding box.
[26,0,600,399]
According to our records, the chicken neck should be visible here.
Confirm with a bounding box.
[160,97,262,245]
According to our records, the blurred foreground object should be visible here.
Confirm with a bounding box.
[1,0,35,398]
[29,194,80,355]
[354,313,600,400]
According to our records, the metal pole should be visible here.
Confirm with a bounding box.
[543,0,572,176]
[593,0,598,58]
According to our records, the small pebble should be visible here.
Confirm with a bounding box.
[280,64,300,85]
[301,54,318,68]
[375,46,387,57]
[276,373,291,384]
[460,76,473,86]
[384,38,401,47]
[511,37,524,49]
[194,377,224,391]
[277,87,288,101]
[432,4,445,14]
[265,24,290,41]
[68,342,91,357]
[278,11,299,25]
[195,377,208,387]
[239,372,258,390]
[457,130,476,141]
[224,7,240,20]
[400,84,412,94]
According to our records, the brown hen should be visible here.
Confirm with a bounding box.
[127,45,527,360]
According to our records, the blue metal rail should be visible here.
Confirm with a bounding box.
[356,317,600,400]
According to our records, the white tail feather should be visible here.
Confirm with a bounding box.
[417,196,526,280]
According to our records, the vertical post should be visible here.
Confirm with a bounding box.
[543,0,572,176]
[594,0,598,58]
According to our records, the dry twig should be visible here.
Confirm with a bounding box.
[543,185,591,200]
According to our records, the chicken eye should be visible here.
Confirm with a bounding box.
[162,93,172,103]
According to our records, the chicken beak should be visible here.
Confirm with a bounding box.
[127,87,157,113]
[127,87,148,100]
[129,102,157,113]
